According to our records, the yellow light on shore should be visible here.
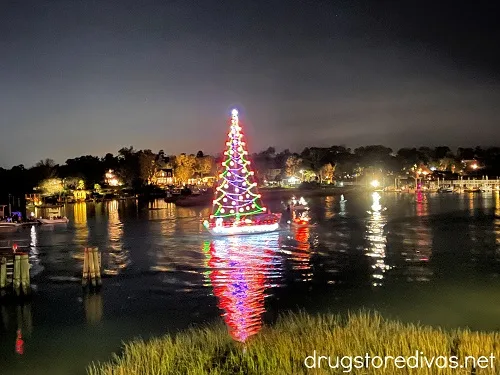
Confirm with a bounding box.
[370,180,380,188]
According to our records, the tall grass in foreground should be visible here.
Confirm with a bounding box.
[88,311,500,374]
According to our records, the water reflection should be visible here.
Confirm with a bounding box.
[365,193,389,287]
[103,201,128,275]
[85,293,103,325]
[494,192,500,261]
[207,234,281,342]
[1,304,32,336]
[324,196,335,220]
[405,191,432,282]
[73,203,89,245]
[148,201,176,237]
[288,226,312,281]
[29,226,43,276]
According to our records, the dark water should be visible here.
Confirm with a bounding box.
[2,192,500,374]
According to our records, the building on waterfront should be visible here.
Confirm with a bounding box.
[25,194,42,207]
[150,168,174,186]
[186,172,216,186]
[72,189,88,202]
[104,170,122,186]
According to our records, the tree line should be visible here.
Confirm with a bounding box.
[1,145,500,199]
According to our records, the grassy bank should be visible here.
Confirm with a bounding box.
[88,311,500,374]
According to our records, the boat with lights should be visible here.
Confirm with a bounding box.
[290,196,309,210]
[203,109,281,236]
[37,217,69,225]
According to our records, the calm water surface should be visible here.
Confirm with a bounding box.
[1,192,500,374]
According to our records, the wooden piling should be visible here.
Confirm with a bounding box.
[13,254,21,296]
[82,248,89,287]
[82,247,102,290]
[0,257,6,289]
[89,249,96,287]
[92,248,102,287]
[20,253,30,295]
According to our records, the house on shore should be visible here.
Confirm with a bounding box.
[150,168,175,187]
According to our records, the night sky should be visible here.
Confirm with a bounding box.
[1,0,499,167]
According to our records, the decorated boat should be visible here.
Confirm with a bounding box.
[290,196,309,210]
[37,217,69,225]
[290,210,316,228]
[203,109,281,236]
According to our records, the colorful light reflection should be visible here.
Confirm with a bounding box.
[206,235,279,342]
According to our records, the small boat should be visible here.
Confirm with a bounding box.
[463,188,481,193]
[37,217,69,225]
[290,196,309,210]
[35,203,64,208]
[0,221,21,229]
[203,213,281,236]
[438,187,453,193]
[175,192,212,207]
[289,210,316,228]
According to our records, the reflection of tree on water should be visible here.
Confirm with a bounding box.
[206,235,280,343]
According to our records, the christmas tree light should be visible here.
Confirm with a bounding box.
[204,109,280,235]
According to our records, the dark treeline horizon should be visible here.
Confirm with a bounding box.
[2,144,500,170]
[2,144,500,202]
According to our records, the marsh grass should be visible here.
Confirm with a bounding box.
[88,311,500,374]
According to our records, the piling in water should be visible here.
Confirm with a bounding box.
[82,247,102,291]
[0,257,6,289]
[13,254,21,296]
[20,254,30,295]
[82,248,89,287]
[92,248,102,287]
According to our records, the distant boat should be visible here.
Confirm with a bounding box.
[35,203,64,208]
[463,187,481,193]
[37,217,69,225]
[0,221,21,229]
[290,196,309,210]
[175,193,212,207]
[438,187,454,193]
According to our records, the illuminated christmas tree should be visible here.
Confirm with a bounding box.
[214,109,266,218]
[204,109,280,235]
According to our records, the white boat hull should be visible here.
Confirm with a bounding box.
[0,222,21,230]
[206,222,280,236]
[37,217,69,224]
[0,222,21,227]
